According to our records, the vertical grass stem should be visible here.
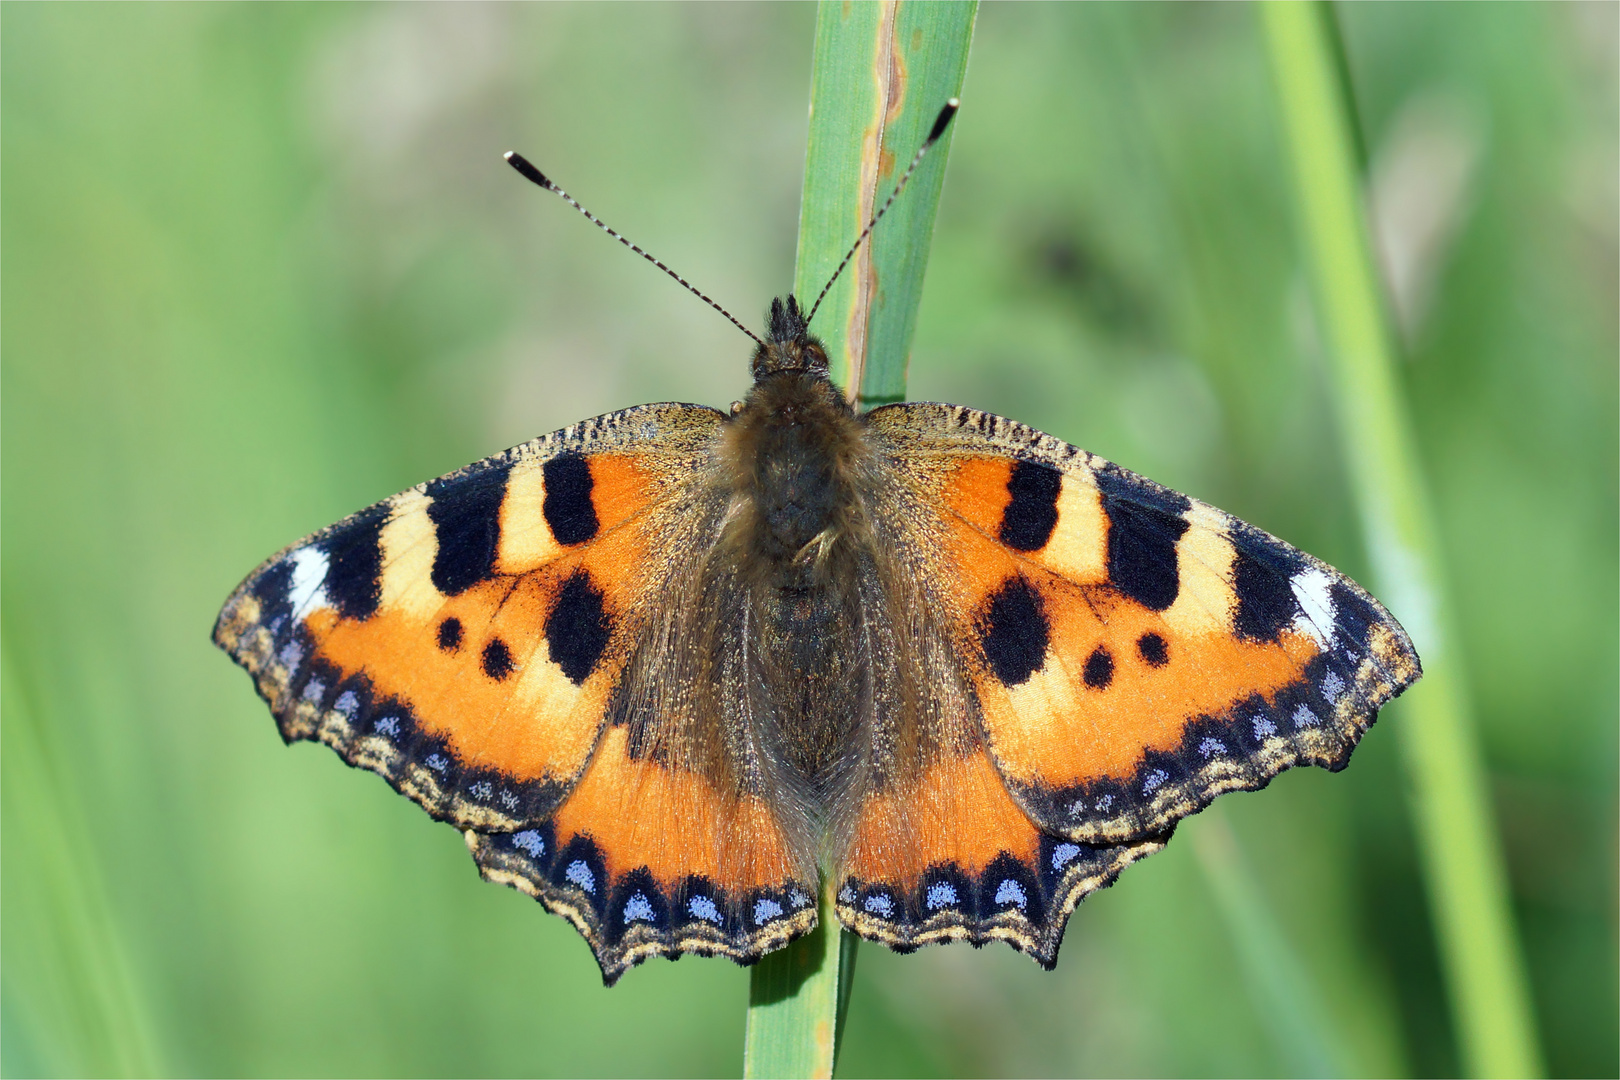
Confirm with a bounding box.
[1260,5,1544,1075]
[742,3,975,1076]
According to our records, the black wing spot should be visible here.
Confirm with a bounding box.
[979,577,1050,686]
[1329,580,1376,647]
[1083,645,1114,689]
[545,571,613,685]
[1095,465,1190,612]
[323,504,389,620]
[437,617,463,652]
[1137,632,1169,667]
[426,463,513,597]
[1231,522,1304,641]
[482,638,515,680]
[543,452,599,546]
[999,461,1062,551]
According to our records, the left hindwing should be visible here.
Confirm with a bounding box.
[864,402,1421,846]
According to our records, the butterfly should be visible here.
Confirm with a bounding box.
[214,102,1420,985]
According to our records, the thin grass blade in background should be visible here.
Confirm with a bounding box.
[1,640,161,1078]
[1192,815,1348,1079]
[1260,4,1545,1076]
[743,3,976,1076]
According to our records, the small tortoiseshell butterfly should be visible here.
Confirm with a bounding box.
[214,102,1419,985]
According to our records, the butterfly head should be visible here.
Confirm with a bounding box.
[751,295,830,382]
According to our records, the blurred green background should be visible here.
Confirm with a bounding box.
[3,3,1615,1076]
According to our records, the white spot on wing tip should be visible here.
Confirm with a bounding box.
[1290,567,1337,648]
[287,546,331,619]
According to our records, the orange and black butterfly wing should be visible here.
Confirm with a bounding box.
[823,401,1419,966]
[804,465,1165,966]
[214,402,817,983]
[829,728,1167,965]
[865,402,1420,846]
[468,553,822,982]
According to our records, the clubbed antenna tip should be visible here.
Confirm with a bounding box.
[503,150,550,190]
[928,98,960,144]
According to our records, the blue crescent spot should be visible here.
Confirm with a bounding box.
[688,895,722,925]
[622,892,656,925]
[565,859,595,894]
[994,879,1028,910]
[863,893,894,917]
[1321,670,1346,704]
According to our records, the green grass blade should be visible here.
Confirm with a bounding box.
[1259,5,1544,1076]
[792,0,977,408]
[744,887,857,1080]
[1193,816,1348,1078]
[745,3,975,1077]
[1,636,162,1077]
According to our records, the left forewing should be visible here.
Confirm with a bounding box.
[213,403,724,835]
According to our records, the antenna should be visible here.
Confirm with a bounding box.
[805,98,960,327]
[504,151,765,347]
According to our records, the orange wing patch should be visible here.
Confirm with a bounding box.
[469,726,817,984]
[832,748,1163,965]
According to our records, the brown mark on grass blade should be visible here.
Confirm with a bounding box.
[845,0,906,404]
